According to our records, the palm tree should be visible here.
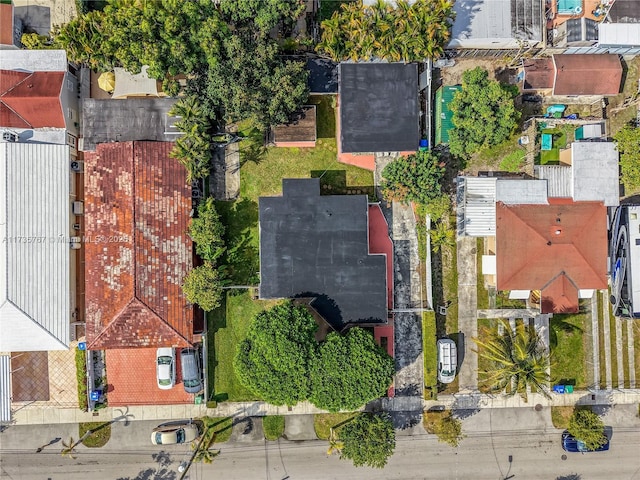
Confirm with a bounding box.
[430,221,455,252]
[169,96,206,130]
[326,428,344,456]
[473,320,551,402]
[60,437,78,459]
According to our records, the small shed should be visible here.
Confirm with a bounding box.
[435,85,462,144]
[575,124,603,140]
[272,105,317,148]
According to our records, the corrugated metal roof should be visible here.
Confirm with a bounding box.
[535,165,572,198]
[572,142,620,207]
[435,86,461,144]
[0,143,70,351]
[461,177,497,237]
[0,355,10,422]
[84,142,195,350]
[598,23,640,47]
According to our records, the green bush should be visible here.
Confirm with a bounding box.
[262,416,285,440]
[75,347,88,412]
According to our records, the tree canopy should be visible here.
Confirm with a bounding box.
[613,123,640,189]
[309,328,395,412]
[339,413,396,468]
[381,150,446,205]
[234,303,318,406]
[568,409,607,451]
[317,0,455,62]
[473,319,551,401]
[182,265,224,312]
[449,68,520,158]
[188,197,226,263]
[54,0,308,129]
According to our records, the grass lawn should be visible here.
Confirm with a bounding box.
[598,292,607,389]
[79,422,111,448]
[209,291,282,402]
[200,417,234,443]
[536,125,574,165]
[551,406,574,429]
[499,149,525,172]
[423,311,438,399]
[469,133,523,172]
[621,322,630,388]
[476,319,495,393]
[438,234,459,394]
[313,413,356,440]
[635,321,640,387]
[608,56,640,136]
[262,415,285,441]
[549,313,588,388]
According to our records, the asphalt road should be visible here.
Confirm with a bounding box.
[2,426,640,480]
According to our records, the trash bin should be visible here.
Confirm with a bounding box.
[419,139,429,151]
[78,342,87,351]
[552,385,565,394]
[565,385,574,394]
[90,390,102,401]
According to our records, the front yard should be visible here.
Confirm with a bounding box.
[549,313,589,389]
[208,95,376,402]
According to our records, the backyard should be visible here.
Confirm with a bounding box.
[208,95,376,403]
[536,123,574,165]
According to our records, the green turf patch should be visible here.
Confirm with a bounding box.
[423,311,438,399]
[313,413,356,440]
[549,313,587,389]
[79,422,111,448]
[263,416,285,441]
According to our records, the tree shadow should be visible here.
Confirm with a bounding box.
[116,467,177,480]
[451,394,482,420]
[556,475,581,480]
[310,169,374,199]
[151,451,173,468]
[389,410,421,430]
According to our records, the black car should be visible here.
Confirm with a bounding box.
[561,430,610,453]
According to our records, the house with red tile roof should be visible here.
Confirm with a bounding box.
[521,54,622,96]
[0,50,79,148]
[84,141,197,350]
[0,1,21,49]
[83,141,202,404]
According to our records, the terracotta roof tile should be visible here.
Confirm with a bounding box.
[496,200,608,314]
[0,70,65,128]
[523,58,554,90]
[553,54,623,96]
[85,141,194,349]
[0,4,14,46]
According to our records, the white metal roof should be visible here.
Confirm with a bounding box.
[572,142,620,206]
[535,165,572,198]
[0,142,70,351]
[0,355,10,423]
[0,49,68,72]
[598,23,640,47]
[460,177,497,237]
[496,179,548,204]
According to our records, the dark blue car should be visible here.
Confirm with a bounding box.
[562,430,610,453]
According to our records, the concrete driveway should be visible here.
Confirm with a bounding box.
[283,415,317,441]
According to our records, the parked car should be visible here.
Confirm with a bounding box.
[561,430,610,453]
[180,347,203,394]
[151,421,201,445]
[437,338,457,384]
[156,348,175,390]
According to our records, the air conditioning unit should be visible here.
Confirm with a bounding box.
[2,131,19,142]
[70,161,83,172]
[72,201,84,215]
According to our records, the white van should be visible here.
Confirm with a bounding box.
[437,338,457,384]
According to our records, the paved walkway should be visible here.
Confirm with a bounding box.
[456,236,478,393]
[601,290,613,390]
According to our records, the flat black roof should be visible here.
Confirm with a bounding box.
[81,98,179,151]
[339,62,420,153]
[259,178,387,329]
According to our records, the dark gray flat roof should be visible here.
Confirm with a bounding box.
[608,0,640,23]
[339,62,419,153]
[307,58,338,94]
[259,178,387,328]
[81,98,179,151]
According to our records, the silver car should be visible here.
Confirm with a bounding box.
[151,421,201,445]
[156,348,175,390]
[437,338,457,384]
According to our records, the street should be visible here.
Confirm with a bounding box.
[2,413,640,480]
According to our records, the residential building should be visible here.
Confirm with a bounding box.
[0,49,79,150]
[0,1,21,49]
[337,62,420,170]
[84,141,198,405]
[259,178,393,330]
[457,141,619,313]
[610,205,640,318]
[521,54,623,97]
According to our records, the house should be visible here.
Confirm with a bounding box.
[271,105,317,148]
[0,49,79,149]
[81,98,179,151]
[435,85,462,145]
[0,1,21,49]
[83,141,198,405]
[448,0,544,49]
[337,62,420,171]
[610,205,640,318]
[0,142,72,352]
[259,178,393,330]
[522,54,623,96]
[457,141,618,313]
